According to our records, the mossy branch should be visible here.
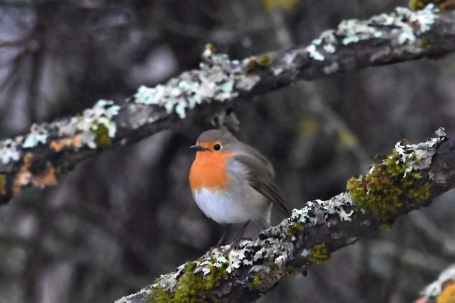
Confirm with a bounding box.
[0,5,455,204]
[116,132,455,303]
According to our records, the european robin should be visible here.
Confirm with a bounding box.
[189,129,289,245]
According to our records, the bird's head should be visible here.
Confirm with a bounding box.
[191,129,238,154]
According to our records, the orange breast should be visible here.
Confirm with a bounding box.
[189,151,235,191]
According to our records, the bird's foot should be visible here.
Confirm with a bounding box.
[225,236,252,253]
[225,221,251,253]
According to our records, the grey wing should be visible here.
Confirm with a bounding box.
[239,143,276,179]
[233,153,289,216]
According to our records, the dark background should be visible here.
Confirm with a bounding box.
[0,0,454,302]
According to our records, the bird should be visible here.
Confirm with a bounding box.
[189,129,289,246]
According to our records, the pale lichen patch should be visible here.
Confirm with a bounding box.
[337,19,382,45]
[313,193,355,222]
[55,99,120,149]
[226,248,245,273]
[435,127,446,137]
[394,128,444,176]
[306,44,325,61]
[132,44,264,119]
[271,51,298,76]
[298,3,439,64]
[22,124,49,148]
[153,264,186,292]
[278,3,440,78]
[307,31,337,62]
[0,137,23,164]
[291,192,354,225]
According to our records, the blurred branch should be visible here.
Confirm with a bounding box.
[371,240,449,273]
[408,211,455,255]
[380,220,406,303]
[304,83,373,172]
[0,4,454,205]
[116,134,455,302]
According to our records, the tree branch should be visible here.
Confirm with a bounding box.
[0,4,453,205]
[115,130,455,302]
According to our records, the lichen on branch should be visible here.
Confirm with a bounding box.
[347,130,444,221]
[0,4,454,206]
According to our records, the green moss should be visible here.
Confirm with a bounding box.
[332,232,343,240]
[347,149,431,222]
[285,265,298,277]
[146,261,228,303]
[308,244,331,264]
[380,223,393,230]
[245,54,273,73]
[174,263,205,302]
[205,43,216,53]
[146,283,173,303]
[93,124,112,148]
[245,58,257,72]
[285,222,305,236]
[257,53,272,66]
[409,0,451,11]
[420,38,432,49]
[0,174,5,195]
[248,274,264,291]
[409,0,426,10]
[267,261,278,270]
[205,263,227,289]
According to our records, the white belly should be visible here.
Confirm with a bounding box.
[193,187,271,225]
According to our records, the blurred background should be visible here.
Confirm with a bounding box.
[0,0,455,302]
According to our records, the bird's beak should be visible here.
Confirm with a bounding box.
[191,145,208,151]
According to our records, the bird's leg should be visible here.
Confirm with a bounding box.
[226,221,250,252]
[237,220,251,239]
[208,225,230,254]
[215,228,229,247]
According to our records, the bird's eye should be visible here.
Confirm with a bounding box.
[214,144,221,151]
